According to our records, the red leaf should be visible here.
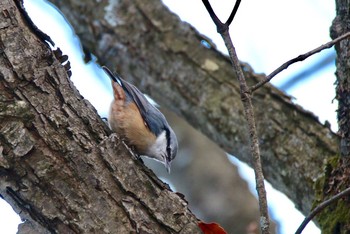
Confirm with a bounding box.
[198,222,228,234]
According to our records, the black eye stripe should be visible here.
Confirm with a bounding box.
[167,146,171,156]
[165,128,171,156]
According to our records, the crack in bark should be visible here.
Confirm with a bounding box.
[6,186,57,234]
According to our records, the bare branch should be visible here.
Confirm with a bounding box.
[250,31,350,93]
[202,0,241,33]
[201,0,224,32]
[202,1,270,233]
[225,0,241,27]
[295,187,350,234]
[221,31,270,234]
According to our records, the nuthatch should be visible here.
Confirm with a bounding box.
[103,66,178,173]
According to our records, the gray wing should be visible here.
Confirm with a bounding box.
[102,66,167,135]
[120,78,167,136]
[119,79,149,113]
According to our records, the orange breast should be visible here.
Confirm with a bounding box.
[109,100,156,155]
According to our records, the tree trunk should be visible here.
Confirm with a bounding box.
[0,1,201,233]
[49,0,339,217]
[313,1,350,233]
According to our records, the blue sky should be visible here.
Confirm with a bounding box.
[0,1,337,233]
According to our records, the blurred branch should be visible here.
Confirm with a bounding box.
[250,31,350,92]
[202,1,270,233]
[280,51,335,91]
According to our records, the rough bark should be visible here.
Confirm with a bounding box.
[0,1,201,233]
[332,0,350,159]
[48,0,339,216]
[313,1,350,233]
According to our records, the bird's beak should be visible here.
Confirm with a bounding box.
[165,160,171,174]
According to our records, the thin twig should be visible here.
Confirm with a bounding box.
[202,0,224,31]
[222,30,270,234]
[250,31,350,93]
[225,0,241,27]
[202,1,270,233]
[295,187,350,234]
[202,0,241,33]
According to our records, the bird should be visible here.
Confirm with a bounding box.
[102,66,178,173]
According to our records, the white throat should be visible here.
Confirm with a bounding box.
[147,131,167,163]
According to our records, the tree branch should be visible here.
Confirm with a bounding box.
[201,0,241,33]
[225,0,241,27]
[250,31,350,92]
[201,0,223,27]
[295,187,350,234]
[202,1,270,233]
[222,30,270,234]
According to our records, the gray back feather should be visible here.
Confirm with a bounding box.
[121,79,167,136]
[103,66,167,136]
